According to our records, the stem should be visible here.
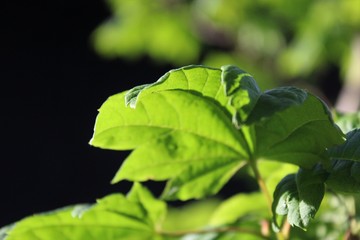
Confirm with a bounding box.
[250,160,273,215]
[249,160,287,240]
[158,226,271,239]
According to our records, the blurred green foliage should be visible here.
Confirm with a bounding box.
[92,0,360,89]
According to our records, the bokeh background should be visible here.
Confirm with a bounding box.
[2,0,359,227]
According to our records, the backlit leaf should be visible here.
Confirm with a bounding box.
[1,184,165,240]
[90,65,344,201]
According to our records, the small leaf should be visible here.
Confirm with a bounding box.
[272,166,326,231]
[220,65,261,125]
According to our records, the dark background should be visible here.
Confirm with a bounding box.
[1,1,173,226]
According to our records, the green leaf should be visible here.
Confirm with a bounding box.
[326,160,360,193]
[90,65,344,201]
[90,66,253,200]
[254,94,344,168]
[1,184,166,240]
[115,90,248,199]
[325,129,360,193]
[221,65,344,167]
[221,65,261,126]
[209,193,267,226]
[126,182,167,226]
[126,65,227,109]
[272,166,326,231]
[334,112,360,133]
[327,129,360,162]
[162,199,220,232]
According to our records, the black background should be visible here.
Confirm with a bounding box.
[1,1,173,226]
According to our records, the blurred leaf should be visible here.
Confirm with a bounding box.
[334,112,360,133]
[163,199,220,232]
[256,161,298,194]
[209,193,267,226]
[92,0,200,65]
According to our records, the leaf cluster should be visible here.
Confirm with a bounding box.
[2,65,360,239]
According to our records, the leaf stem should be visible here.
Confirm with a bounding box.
[158,226,271,239]
[249,160,273,215]
[249,160,287,240]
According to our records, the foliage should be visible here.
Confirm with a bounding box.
[2,65,360,239]
[92,0,360,86]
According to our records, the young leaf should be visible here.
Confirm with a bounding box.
[220,65,261,126]
[272,166,326,231]
[1,184,166,240]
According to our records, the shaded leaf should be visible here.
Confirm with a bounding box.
[254,94,344,168]
[326,129,360,193]
[221,65,344,168]
[326,160,360,193]
[272,167,326,231]
[220,65,261,126]
[327,129,360,162]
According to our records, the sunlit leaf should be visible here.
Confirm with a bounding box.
[109,90,248,200]
[91,65,345,201]
[1,184,165,240]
